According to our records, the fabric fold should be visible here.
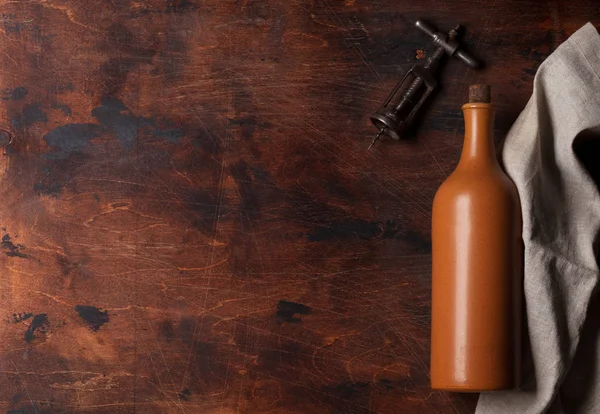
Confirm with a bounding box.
[476,22,600,414]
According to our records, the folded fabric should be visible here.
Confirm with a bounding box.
[476,23,600,414]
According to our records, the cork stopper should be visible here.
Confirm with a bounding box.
[468,84,491,103]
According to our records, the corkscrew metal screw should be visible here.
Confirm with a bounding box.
[369,20,481,149]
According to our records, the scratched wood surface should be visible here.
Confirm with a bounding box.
[0,0,597,413]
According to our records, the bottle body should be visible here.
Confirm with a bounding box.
[430,102,522,391]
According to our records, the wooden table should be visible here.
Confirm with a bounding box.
[0,1,596,412]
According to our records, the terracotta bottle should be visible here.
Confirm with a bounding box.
[430,85,522,391]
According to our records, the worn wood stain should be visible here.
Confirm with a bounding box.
[0,1,596,413]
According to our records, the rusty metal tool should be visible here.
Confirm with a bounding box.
[369,20,480,149]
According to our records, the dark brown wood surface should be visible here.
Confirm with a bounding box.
[0,1,596,413]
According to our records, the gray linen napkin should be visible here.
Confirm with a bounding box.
[476,23,600,414]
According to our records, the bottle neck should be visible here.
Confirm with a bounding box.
[459,103,497,167]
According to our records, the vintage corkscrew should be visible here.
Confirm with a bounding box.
[369,20,481,149]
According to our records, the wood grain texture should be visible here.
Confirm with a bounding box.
[0,1,596,413]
